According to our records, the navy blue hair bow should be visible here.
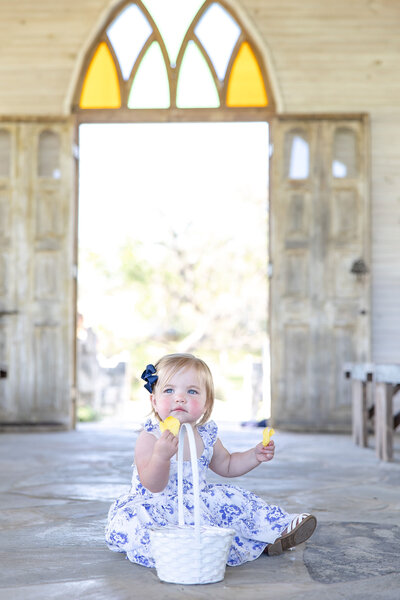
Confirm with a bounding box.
[141,364,158,393]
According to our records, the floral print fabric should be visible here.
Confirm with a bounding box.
[105,419,292,567]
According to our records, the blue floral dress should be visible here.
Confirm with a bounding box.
[105,419,293,567]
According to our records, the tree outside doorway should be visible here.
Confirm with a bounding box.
[77,121,270,424]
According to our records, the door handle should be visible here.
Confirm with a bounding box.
[0,310,18,316]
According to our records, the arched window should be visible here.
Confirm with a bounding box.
[284,129,310,180]
[38,130,61,178]
[0,129,11,177]
[332,127,358,179]
[74,0,275,119]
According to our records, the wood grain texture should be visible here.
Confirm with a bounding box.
[0,0,398,378]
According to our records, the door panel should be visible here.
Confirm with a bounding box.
[270,116,370,431]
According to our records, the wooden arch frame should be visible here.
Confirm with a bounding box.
[73,0,276,123]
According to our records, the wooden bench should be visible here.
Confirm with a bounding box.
[344,363,400,461]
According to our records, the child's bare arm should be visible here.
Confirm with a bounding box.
[209,438,275,477]
[135,430,179,492]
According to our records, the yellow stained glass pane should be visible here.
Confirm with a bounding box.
[226,42,268,107]
[80,42,121,109]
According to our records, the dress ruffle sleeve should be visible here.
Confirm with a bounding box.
[197,420,218,447]
[143,418,160,436]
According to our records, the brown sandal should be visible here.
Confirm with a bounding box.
[266,513,317,556]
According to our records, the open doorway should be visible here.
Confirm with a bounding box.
[77,121,269,425]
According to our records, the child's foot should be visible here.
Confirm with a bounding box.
[265,513,317,556]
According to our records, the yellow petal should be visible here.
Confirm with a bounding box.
[159,416,180,436]
[262,427,275,446]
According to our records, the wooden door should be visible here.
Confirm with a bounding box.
[0,122,75,428]
[0,125,17,421]
[269,116,370,431]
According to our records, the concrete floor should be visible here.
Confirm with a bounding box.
[1,420,399,600]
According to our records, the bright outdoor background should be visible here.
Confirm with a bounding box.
[78,122,270,423]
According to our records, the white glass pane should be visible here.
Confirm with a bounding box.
[195,2,241,80]
[290,137,309,179]
[285,131,309,180]
[332,128,357,178]
[142,0,205,66]
[177,41,220,108]
[332,160,347,178]
[38,131,61,178]
[107,4,152,80]
[0,130,11,177]
[128,42,170,108]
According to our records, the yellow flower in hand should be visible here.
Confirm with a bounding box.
[262,427,275,446]
[159,416,180,436]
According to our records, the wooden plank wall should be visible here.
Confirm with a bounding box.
[0,0,399,362]
[370,113,400,362]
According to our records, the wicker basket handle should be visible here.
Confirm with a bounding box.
[177,423,201,544]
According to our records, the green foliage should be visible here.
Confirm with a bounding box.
[120,240,153,285]
[115,218,267,356]
[77,405,101,422]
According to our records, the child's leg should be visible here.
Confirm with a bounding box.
[265,513,317,556]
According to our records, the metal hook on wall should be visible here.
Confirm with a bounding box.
[350,258,369,282]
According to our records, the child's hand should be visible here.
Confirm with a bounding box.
[154,430,179,461]
[254,440,275,463]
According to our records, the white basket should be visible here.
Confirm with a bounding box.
[150,423,235,585]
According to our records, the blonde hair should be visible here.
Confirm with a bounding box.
[150,353,214,426]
